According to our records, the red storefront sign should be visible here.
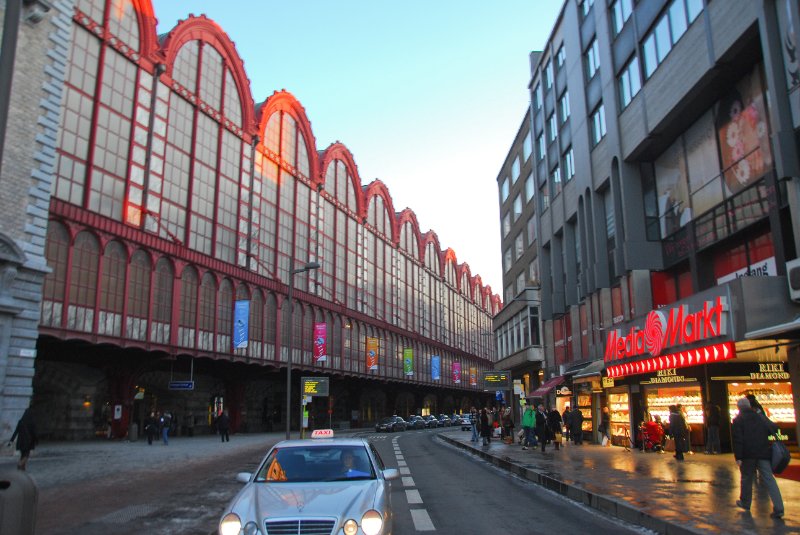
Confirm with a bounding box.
[604,296,729,363]
[606,341,735,378]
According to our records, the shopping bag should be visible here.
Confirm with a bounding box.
[601,436,609,447]
[664,438,675,452]
[772,437,791,474]
[517,428,525,444]
[554,432,563,444]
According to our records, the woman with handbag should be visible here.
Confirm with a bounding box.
[668,405,689,461]
[547,406,563,451]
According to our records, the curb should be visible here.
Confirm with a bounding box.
[439,434,704,535]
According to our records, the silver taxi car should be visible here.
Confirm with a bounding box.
[218,429,399,535]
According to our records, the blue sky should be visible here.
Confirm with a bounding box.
[152,1,563,295]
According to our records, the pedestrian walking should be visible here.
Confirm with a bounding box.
[8,407,37,471]
[732,397,784,518]
[469,406,479,443]
[521,402,536,450]
[547,406,563,450]
[562,405,572,442]
[599,406,611,446]
[480,408,491,446]
[535,404,549,452]
[668,405,688,461]
[704,403,721,454]
[144,411,158,445]
[160,410,172,445]
[501,405,514,443]
[677,404,694,455]
[217,409,231,442]
[571,406,584,444]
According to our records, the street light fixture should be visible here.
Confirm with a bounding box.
[285,261,320,439]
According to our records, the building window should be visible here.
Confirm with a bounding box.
[516,272,526,294]
[563,147,575,181]
[581,0,594,19]
[537,133,546,160]
[523,135,532,162]
[559,91,570,124]
[525,172,535,203]
[502,213,511,237]
[515,233,525,259]
[586,39,600,79]
[534,83,543,110]
[501,176,510,201]
[619,55,641,109]
[527,215,537,245]
[548,113,558,142]
[540,183,550,211]
[591,103,607,146]
[504,249,513,273]
[513,194,523,221]
[544,59,553,89]
[552,166,562,196]
[642,0,704,79]
[556,45,566,69]
[511,156,521,184]
[611,0,633,37]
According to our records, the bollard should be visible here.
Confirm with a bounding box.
[128,422,138,442]
[0,468,38,535]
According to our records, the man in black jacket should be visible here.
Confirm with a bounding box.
[731,397,784,519]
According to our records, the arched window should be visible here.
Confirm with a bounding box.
[178,266,199,347]
[98,241,127,336]
[68,231,99,332]
[265,293,277,360]
[42,222,70,327]
[151,257,173,344]
[249,289,265,359]
[106,0,141,53]
[217,278,234,353]
[127,250,151,341]
[198,272,216,351]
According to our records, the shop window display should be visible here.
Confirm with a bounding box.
[644,385,703,425]
[608,391,630,446]
[728,382,796,444]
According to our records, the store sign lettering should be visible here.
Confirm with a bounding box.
[646,368,687,384]
[604,297,728,363]
[750,363,790,380]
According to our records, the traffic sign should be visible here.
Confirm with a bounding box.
[168,381,194,390]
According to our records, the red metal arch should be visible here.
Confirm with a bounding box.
[158,15,256,132]
[256,90,321,183]
[111,0,160,61]
[317,142,364,217]
[457,263,472,296]
[364,180,398,243]
[421,231,443,276]
[443,248,458,287]
[396,208,423,258]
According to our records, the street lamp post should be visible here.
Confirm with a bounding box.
[285,261,320,439]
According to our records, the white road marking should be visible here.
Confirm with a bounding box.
[405,489,422,504]
[399,466,411,475]
[402,476,415,487]
[410,509,436,531]
[397,460,407,466]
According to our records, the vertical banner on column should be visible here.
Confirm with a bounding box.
[431,355,440,381]
[453,361,461,384]
[313,322,327,363]
[366,337,379,371]
[469,367,477,386]
[403,348,414,376]
[233,300,249,349]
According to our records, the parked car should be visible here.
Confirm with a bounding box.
[422,415,440,428]
[375,416,407,433]
[437,414,452,427]
[406,415,427,430]
[218,431,399,535]
[454,414,471,431]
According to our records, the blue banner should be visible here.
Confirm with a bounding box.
[233,300,249,349]
[431,355,440,381]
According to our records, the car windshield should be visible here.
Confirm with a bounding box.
[254,446,376,483]
[379,417,393,424]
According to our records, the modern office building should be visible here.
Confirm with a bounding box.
[1,0,501,440]
[497,0,800,450]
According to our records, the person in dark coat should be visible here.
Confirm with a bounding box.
[216,410,231,442]
[668,405,689,461]
[144,411,158,445]
[562,406,572,442]
[732,397,784,518]
[571,406,584,444]
[9,408,37,471]
[534,404,549,452]
[704,403,721,454]
[480,408,491,446]
[599,406,611,446]
[547,406,563,450]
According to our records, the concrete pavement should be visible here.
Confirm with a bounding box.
[439,429,800,535]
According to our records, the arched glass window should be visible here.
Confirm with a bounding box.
[265,292,277,360]
[217,278,234,353]
[151,257,173,344]
[127,250,151,341]
[178,266,199,347]
[98,241,127,336]
[68,231,99,332]
[42,222,70,327]
[198,272,216,350]
[107,0,141,52]
[249,288,264,359]
[173,41,199,91]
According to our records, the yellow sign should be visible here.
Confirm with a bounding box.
[301,377,330,396]
[602,377,614,389]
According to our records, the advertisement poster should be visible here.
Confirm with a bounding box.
[452,361,461,384]
[366,337,379,371]
[431,355,440,381]
[313,322,327,363]
[470,367,477,386]
[233,300,249,349]
[403,348,414,376]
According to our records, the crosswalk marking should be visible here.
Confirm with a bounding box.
[410,509,436,531]
[399,466,411,475]
[402,476,415,487]
[405,489,422,504]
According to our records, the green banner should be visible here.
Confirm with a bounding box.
[403,348,414,376]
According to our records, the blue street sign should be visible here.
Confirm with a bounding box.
[168,381,195,391]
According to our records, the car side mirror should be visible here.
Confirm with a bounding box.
[383,468,400,481]
[236,472,252,483]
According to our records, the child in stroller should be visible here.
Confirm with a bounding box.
[639,416,665,452]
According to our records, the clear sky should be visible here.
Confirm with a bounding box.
[152,1,563,295]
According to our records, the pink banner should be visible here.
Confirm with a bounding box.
[453,361,461,384]
[313,322,327,363]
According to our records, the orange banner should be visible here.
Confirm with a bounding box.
[366,337,379,371]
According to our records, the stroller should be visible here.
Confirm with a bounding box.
[639,420,665,452]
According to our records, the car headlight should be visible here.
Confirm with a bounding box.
[343,518,359,535]
[219,513,242,535]
[361,510,383,535]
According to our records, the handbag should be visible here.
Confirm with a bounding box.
[601,435,609,447]
[772,436,791,474]
[555,432,563,444]
[664,437,676,452]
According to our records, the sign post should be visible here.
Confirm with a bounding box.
[301,377,329,438]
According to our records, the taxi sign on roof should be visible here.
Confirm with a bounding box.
[311,429,334,438]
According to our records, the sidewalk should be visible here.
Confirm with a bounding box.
[440,430,800,535]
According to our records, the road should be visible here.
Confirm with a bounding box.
[27,428,650,534]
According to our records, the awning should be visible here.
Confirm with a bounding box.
[573,359,605,379]
[563,361,591,376]
[527,375,565,398]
